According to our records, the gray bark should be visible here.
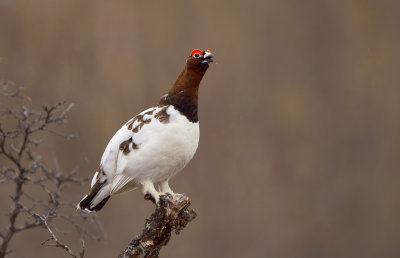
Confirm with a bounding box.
[119,194,197,258]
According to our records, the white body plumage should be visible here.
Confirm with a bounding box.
[82,105,199,210]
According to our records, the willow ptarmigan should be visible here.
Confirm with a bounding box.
[78,49,214,212]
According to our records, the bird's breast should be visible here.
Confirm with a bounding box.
[124,105,199,182]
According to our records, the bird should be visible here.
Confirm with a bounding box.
[78,49,214,212]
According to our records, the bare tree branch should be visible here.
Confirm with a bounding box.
[41,217,78,258]
[0,81,102,258]
[119,194,197,258]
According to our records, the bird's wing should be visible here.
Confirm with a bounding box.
[92,106,170,195]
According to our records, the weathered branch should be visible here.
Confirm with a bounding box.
[119,194,197,258]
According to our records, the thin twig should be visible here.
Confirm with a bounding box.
[42,218,77,258]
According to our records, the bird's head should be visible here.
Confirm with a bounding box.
[186,49,214,71]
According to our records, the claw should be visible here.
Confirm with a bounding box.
[142,181,160,205]
[144,193,156,203]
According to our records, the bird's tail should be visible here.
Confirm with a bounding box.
[78,179,110,212]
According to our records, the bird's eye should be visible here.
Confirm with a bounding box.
[190,49,203,58]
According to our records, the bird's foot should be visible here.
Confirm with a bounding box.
[159,191,175,197]
[143,192,160,205]
[142,181,160,205]
[144,193,156,204]
[159,181,175,196]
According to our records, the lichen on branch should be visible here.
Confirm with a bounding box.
[119,193,197,258]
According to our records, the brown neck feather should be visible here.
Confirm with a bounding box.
[158,65,207,122]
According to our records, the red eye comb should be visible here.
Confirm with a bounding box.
[191,49,203,56]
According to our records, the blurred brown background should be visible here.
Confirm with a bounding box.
[1,0,400,257]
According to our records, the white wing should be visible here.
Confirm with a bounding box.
[99,106,160,194]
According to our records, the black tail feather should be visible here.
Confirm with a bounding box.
[79,194,92,210]
[92,196,110,211]
[78,180,110,212]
